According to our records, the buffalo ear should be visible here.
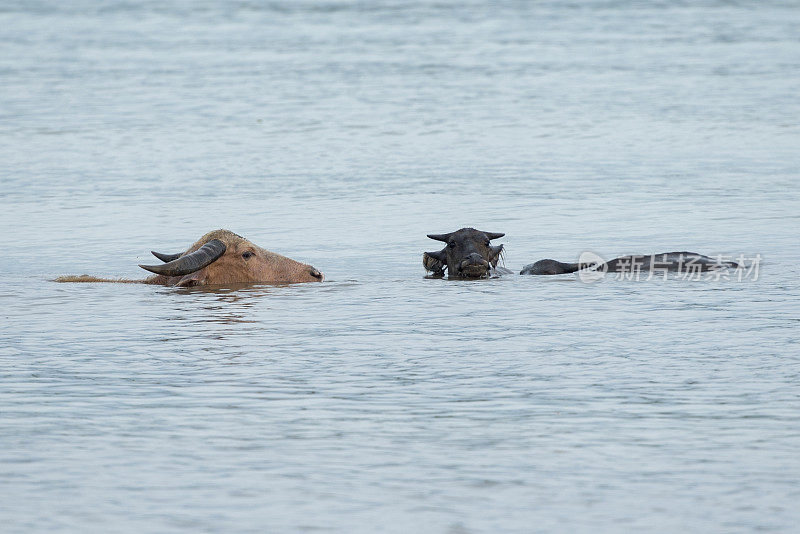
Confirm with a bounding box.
[423,250,447,273]
[489,244,504,268]
[485,232,505,240]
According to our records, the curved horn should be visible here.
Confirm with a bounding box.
[139,239,226,277]
[427,233,451,242]
[485,232,505,240]
[151,250,183,263]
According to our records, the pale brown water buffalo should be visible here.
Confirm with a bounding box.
[423,227,506,279]
[55,229,324,287]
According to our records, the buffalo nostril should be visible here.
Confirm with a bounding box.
[310,268,323,280]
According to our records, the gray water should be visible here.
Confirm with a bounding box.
[2,1,800,532]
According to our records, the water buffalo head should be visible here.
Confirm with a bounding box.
[423,227,505,279]
[139,229,324,287]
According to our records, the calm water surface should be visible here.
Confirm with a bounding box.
[2,1,800,532]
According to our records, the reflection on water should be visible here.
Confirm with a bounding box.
[168,282,355,324]
[2,0,800,533]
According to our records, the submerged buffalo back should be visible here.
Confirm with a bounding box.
[520,259,593,275]
[601,252,738,273]
[521,251,738,276]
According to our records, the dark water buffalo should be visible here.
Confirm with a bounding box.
[423,227,506,278]
[56,229,324,286]
[519,259,598,275]
[521,252,738,275]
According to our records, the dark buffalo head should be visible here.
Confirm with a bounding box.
[423,227,505,279]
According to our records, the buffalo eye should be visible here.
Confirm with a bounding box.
[448,241,456,248]
[242,251,254,260]
[484,239,491,246]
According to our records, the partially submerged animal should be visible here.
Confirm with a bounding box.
[55,229,324,287]
[520,252,738,275]
[423,227,506,279]
[519,259,598,275]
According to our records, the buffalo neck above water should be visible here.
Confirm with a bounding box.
[423,227,505,279]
